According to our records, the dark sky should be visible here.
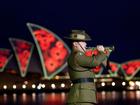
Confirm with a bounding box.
[0,0,139,63]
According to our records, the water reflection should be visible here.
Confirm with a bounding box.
[3,93,7,104]
[0,91,140,105]
[97,91,140,105]
[32,93,36,103]
[13,93,17,103]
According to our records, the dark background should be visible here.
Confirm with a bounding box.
[0,0,139,63]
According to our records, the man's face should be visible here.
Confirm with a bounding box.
[73,41,87,51]
[78,41,87,48]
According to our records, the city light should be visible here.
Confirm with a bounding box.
[101,82,105,87]
[51,84,56,89]
[122,82,126,86]
[61,83,65,88]
[22,84,26,89]
[135,81,140,86]
[3,85,7,89]
[41,84,46,88]
[37,85,41,90]
[112,82,115,86]
[32,84,36,89]
[13,85,17,89]
[129,81,135,87]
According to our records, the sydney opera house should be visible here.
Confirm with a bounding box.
[0,23,140,92]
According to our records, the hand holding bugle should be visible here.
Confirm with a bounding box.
[96,45,115,53]
[86,45,115,56]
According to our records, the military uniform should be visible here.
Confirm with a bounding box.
[65,30,108,105]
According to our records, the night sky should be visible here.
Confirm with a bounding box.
[0,0,139,63]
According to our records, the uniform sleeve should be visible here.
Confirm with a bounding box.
[75,52,107,68]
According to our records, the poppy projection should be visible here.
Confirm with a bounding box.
[92,66,103,77]
[9,38,34,77]
[27,23,71,79]
[0,23,139,80]
[108,62,120,77]
[0,49,12,72]
[121,60,140,80]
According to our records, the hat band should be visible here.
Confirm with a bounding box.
[72,34,85,40]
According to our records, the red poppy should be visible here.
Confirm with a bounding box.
[34,29,56,44]
[45,58,59,73]
[39,41,51,51]
[134,62,140,69]
[57,60,64,66]
[18,50,30,60]
[16,41,31,50]
[16,47,23,53]
[126,67,135,75]
[21,50,30,58]
[24,50,30,58]
[92,66,101,74]
[92,49,99,55]
[35,34,44,42]
[55,41,64,49]
[41,36,55,45]
[39,30,49,35]
[85,49,99,56]
[127,61,140,69]
[46,33,56,43]
[110,63,118,72]
[122,64,128,70]
[34,29,48,36]
[50,47,67,60]
[0,56,7,68]
[33,30,43,35]
[36,36,44,43]
[19,56,27,66]
[0,50,10,56]
[122,60,140,76]
[85,49,93,56]
[17,50,31,72]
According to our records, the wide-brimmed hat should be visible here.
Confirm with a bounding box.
[64,30,92,41]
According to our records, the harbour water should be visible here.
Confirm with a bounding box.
[1,91,140,105]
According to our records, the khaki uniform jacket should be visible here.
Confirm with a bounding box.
[67,50,107,104]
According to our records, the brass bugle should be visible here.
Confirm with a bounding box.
[104,45,115,52]
[87,45,115,52]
